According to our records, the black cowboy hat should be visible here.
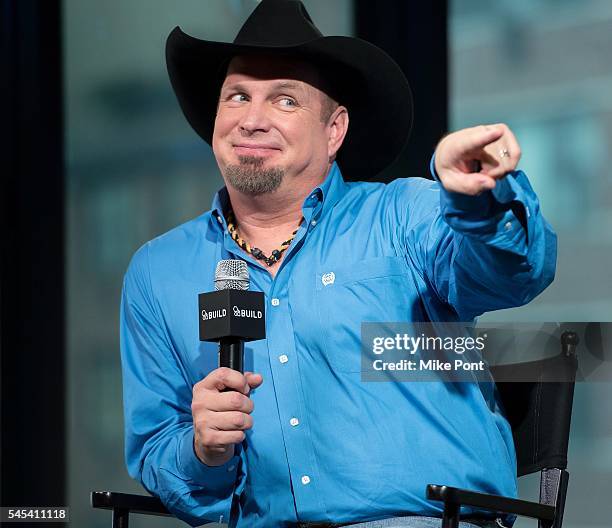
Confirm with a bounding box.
[166,0,413,182]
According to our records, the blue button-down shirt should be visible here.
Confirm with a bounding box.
[120,160,556,527]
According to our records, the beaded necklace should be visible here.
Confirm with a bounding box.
[226,208,303,267]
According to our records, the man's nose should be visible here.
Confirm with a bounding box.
[238,100,271,134]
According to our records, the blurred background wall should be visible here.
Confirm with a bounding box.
[59,0,610,526]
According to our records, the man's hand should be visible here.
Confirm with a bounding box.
[434,123,521,196]
[192,367,263,467]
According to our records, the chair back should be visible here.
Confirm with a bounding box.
[490,331,579,477]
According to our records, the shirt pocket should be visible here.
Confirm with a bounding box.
[314,256,413,373]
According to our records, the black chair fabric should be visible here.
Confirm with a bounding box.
[491,352,578,476]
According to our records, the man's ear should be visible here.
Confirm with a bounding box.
[327,106,349,161]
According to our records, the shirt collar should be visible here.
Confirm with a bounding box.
[208,161,349,230]
[300,161,348,218]
[210,186,230,231]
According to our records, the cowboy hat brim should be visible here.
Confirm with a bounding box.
[166,26,413,182]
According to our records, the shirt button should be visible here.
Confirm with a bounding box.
[290,417,300,427]
[271,298,280,306]
[279,354,289,364]
[227,464,236,472]
[504,221,512,231]
[301,475,311,485]
[311,220,317,226]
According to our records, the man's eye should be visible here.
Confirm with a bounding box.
[230,94,248,102]
[279,97,297,107]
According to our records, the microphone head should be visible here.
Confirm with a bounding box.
[215,259,249,291]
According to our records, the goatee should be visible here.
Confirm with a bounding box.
[224,156,284,196]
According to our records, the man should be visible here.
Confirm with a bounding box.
[120,2,556,527]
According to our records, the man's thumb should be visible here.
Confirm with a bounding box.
[245,371,264,389]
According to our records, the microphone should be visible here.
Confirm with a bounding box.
[199,259,266,374]
[214,260,250,373]
[215,259,249,291]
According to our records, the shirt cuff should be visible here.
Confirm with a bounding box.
[429,152,499,217]
[178,427,240,486]
[430,152,526,235]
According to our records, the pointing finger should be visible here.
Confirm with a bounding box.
[459,124,505,154]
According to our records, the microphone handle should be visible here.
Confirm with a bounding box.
[219,337,244,374]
